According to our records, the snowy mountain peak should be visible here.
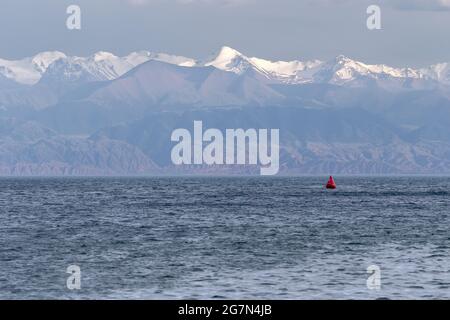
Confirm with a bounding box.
[216,46,244,60]
[123,50,197,67]
[91,51,118,62]
[148,52,197,67]
[1,47,450,88]
[122,51,151,68]
[0,51,68,85]
[334,55,354,64]
[39,50,200,85]
[421,62,450,84]
[204,46,250,73]
[31,51,67,72]
[203,46,325,83]
[307,55,427,85]
[328,55,372,72]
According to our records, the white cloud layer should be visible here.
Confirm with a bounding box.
[388,0,450,11]
[311,0,450,11]
[125,0,450,10]
[125,0,252,5]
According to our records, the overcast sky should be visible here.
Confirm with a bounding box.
[0,0,449,67]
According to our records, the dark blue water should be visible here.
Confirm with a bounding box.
[0,177,449,299]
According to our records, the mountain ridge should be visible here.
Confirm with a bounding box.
[1,47,450,175]
[1,46,449,87]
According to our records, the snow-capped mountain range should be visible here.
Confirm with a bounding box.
[2,47,450,176]
[0,50,196,85]
[0,46,449,87]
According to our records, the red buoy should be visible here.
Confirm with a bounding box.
[326,176,336,189]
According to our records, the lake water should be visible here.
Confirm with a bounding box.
[0,177,449,299]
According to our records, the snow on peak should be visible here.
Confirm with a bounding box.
[124,51,196,67]
[149,52,197,67]
[1,47,450,87]
[91,51,118,62]
[203,46,322,82]
[421,62,450,84]
[41,50,200,84]
[334,55,353,64]
[204,46,250,73]
[31,51,67,72]
[0,51,67,85]
[125,51,152,65]
[215,46,244,61]
[307,55,425,84]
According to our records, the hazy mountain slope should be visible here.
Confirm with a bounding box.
[90,105,450,175]
[0,118,158,176]
[92,106,414,173]
[87,60,284,108]
[271,83,450,130]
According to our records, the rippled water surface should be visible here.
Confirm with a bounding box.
[0,177,449,299]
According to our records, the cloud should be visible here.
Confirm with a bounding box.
[126,0,149,5]
[384,0,450,11]
[125,0,252,6]
[124,0,450,11]
[177,0,251,3]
